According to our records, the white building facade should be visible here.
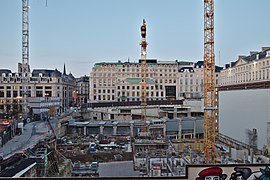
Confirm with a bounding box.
[89,59,223,103]
[220,47,270,86]
[178,61,222,99]
[89,59,180,102]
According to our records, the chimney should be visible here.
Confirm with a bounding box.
[250,51,258,56]
[238,55,246,60]
[225,64,230,69]
[262,47,270,51]
[18,63,22,74]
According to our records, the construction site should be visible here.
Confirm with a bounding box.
[1,0,270,179]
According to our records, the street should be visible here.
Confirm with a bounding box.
[0,118,58,159]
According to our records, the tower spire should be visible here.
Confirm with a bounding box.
[63,63,66,75]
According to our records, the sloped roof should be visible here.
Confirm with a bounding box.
[0,69,12,76]
[32,69,55,77]
[32,69,68,78]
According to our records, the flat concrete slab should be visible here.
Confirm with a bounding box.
[99,161,140,177]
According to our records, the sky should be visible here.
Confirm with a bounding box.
[1,0,270,77]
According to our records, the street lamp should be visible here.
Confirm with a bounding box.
[72,90,78,107]
[15,96,23,118]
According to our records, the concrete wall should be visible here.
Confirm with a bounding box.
[230,148,249,161]
[219,89,270,149]
[267,122,270,153]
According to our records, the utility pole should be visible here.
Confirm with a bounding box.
[203,0,218,164]
[22,0,30,119]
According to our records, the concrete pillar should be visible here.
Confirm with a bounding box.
[100,125,104,135]
[178,119,182,140]
[113,125,117,135]
[83,126,87,136]
[163,123,166,137]
[267,122,270,155]
[193,118,196,139]
[130,123,134,137]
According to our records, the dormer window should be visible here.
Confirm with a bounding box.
[267,51,270,57]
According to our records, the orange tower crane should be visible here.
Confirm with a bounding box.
[140,19,148,133]
[203,0,218,164]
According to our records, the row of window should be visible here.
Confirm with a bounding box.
[180,79,204,85]
[92,72,178,78]
[93,85,167,96]
[116,91,164,97]
[0,90,56,98]
[0,77,64,83]
[93,95,115,101]
[93,93,167,101]
[222,69,270,84]
[93,78,178,85]
[235,60,270,73]
[0,86,59,90]
[93,64,177,71]
[223,60,270,74]
[117,68,176,72]
[179,86,204,92]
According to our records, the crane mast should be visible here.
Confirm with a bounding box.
[22,0,30,119]
[203,0,218,164]
[140,19,148,133]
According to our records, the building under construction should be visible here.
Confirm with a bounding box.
[0,140,72,177]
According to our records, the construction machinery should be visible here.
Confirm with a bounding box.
[140,19,148,134]
[22,0,30,119]
[203,0,218,164]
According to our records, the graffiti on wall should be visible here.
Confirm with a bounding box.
[195,166,270,180]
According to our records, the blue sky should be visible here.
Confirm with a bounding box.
[1,0,270,77]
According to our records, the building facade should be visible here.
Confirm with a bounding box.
[75,75,89,106]
[89,59,222,103]
[178,61,222,99]
[220,47,270,86]
[0,64,76,116]
[89,59,179,102]
[28,97,60,118]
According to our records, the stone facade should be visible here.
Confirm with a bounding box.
[0,64,76,115]
[75,75,89,106]
[89,59,179,102]
[89,59,222,102]
[220,47,270,86]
